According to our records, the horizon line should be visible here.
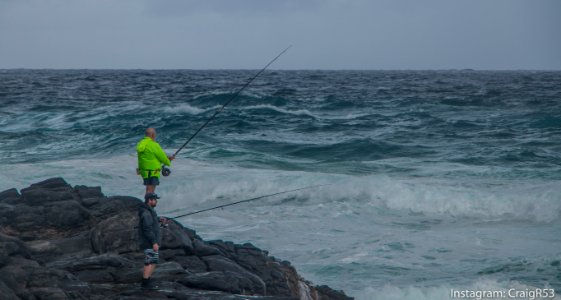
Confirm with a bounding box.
[2,68,561,72]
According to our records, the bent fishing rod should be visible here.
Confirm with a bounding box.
[167,183,330,219]
[162,45,292,177]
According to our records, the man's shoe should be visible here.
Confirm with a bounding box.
[141,277,159,290]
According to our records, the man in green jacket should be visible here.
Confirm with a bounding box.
[137,128,175,195]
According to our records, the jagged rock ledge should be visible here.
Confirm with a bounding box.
[0,178,352,300]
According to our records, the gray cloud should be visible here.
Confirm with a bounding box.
[0,0,559,69]
[143,0,322,16]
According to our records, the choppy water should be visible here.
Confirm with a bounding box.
[1,69,561,299]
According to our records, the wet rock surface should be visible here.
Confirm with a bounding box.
[0,178,352,300]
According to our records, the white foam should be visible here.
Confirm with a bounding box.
[2,157,559,223]
[1,111,64,132]
[1,101,147,132]
[240,104,372,121]
[162,103,222,115]
[243,167,556,223]
[242,104,319,119]
[0,155,323,210]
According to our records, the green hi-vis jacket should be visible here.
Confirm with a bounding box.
[136,137,171,179]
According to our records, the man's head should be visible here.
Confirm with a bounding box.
[144,192,160,207]
[145,127,157,140]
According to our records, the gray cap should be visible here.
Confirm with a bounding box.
[144,192,160,201]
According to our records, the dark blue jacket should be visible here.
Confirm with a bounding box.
[138,203,161,250]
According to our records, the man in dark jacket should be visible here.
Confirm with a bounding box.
[138,192,162,290]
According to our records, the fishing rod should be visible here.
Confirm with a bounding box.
[100,184,328,232]
[168,183,330,219]
[162,45,292,177]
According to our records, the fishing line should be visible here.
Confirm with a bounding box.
[168,183,330,219]
[162,45,292,177]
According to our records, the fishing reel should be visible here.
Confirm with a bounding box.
[159,217,169,228]
[162,166,171,177]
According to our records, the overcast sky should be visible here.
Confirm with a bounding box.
[0,0,560,70]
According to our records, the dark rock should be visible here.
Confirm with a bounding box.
[89,196,143,219]
[26,268,76,288]
[0,188,20,198]
[0,188,21,204]
[161,221,194,252]
[153,281,298,300]
[0,233,32,267]
[204,255,247,274]
[106,196,144,211]
[81,197,101,207]
[90,212,139,254]
[27,232,92,263]
[174,255,209,273]
[20,178,78,208]
[0,279,18,300]
[21,187,77,206]
[150,281,228,300]
[228,244,304,298]
[3,204,48,240]
[278,263,304,298]
[0,255,8,268]
[179,224,202,241]
[0,203,15,225]
[241,242,262,251]
[179,271,260,295]
[119,288,169,299]
[235,246,273,276]
[107,262,187,285]
[113,268,143,284]
[0,178,353,300]
[281,260,292,266]
[0,233,30,256]
[160,248,187,260]
[60,280,92,299]
[121,251,144,262]
[75,185,105,208]
[4,201,90,241]
[48,253,135,272]
[76,268,116,283]
[193,239,223,257]
[314,285,354,300]
[151,261,188,281]
[75,185,104,199]
[209,240,237,259]
[45,200,91,228]
[0,256,41,293]
[45,254,133,285]
[24,177,70,190]
[29,287,70,300]
[203,255,266,294]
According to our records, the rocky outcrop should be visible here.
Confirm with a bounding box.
[0,178,352,300]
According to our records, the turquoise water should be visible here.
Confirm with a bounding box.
[1,70,560,299]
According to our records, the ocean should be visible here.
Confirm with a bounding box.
[1,69,560,299]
